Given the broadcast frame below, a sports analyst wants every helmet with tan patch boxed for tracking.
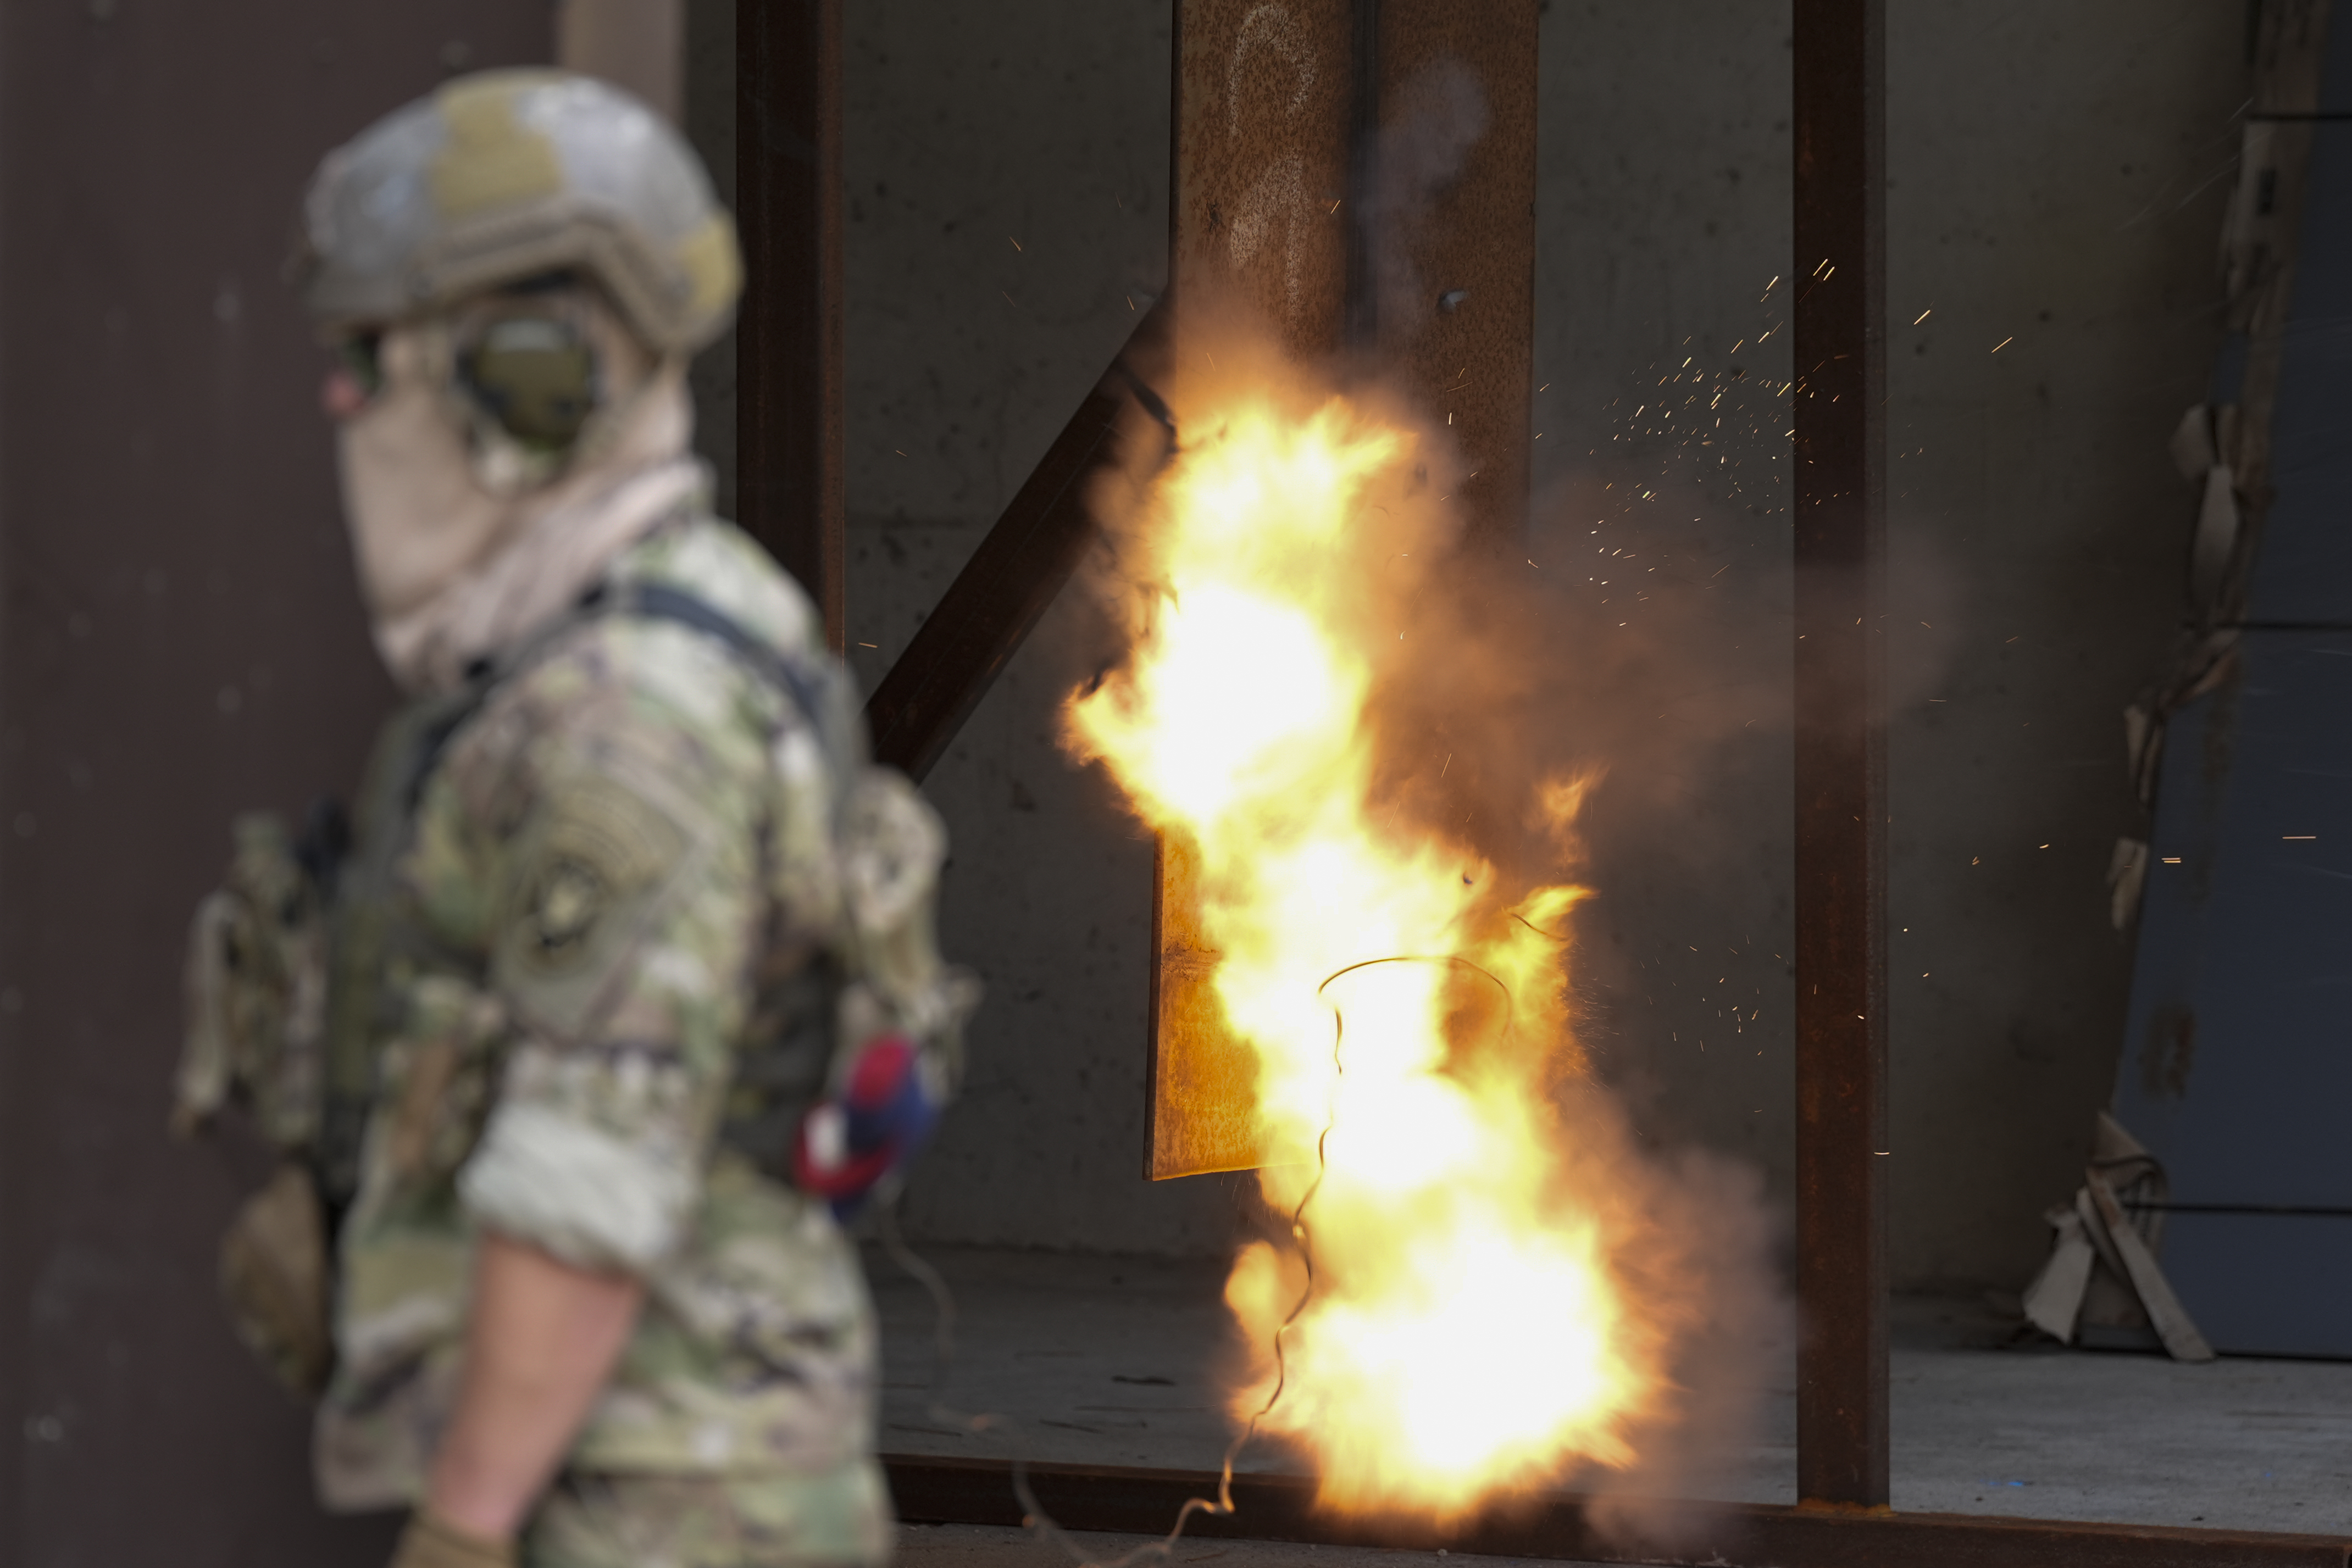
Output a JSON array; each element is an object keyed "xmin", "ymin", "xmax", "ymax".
[{"xmin": 295, "ymin": 69, "xmax": 739, "ymax": 355}]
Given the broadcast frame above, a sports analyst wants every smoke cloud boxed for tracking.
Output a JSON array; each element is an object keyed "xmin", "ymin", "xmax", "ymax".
[{"xmin": 1059, "ymin": 296, "xmax": 1796, "ymax": 1542}]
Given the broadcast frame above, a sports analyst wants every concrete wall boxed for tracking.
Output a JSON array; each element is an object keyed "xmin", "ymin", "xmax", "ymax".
[
  {"xmin": 1523, "ymin": 2, "xmax": 2245, "ymax": 1292},
  {"xmin": 1877, "ymin": 2, "xmax": 2245, "ymax": 1288},
  {"xmin": 690, "ymin": 0, "xmax": 2246, "ymax": 1289}
]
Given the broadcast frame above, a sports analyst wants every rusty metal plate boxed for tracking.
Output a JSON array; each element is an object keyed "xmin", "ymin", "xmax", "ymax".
[{"xmin": 1145, "ymin": 831, "xmax": 1269, "ymax": 1178}]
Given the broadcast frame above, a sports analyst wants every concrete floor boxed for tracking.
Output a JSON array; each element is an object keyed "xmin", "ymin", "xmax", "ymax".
[
  {"xmin": 869, "ymin": 1245, "xmax": 2352, "ymax": 1539},
  {"xmin": 897, "ymin": 1522, "xmax": 1608, "ymax": 1568}
]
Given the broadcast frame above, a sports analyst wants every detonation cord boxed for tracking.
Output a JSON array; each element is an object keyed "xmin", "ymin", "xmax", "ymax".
[{"xmin": 876, "ymin": 952, "xmax": 1510, "ymax": 1568}]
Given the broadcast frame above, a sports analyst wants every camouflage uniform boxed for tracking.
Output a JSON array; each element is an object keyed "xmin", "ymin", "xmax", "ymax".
[{"xmin": 313, "ymin": 513, "xmax": 905, "ymax": 1566}]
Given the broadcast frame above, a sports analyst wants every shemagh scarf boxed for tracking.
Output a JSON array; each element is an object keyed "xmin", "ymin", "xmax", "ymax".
[{"xmin": 335, "ymin": 302, "xmax": 702, "ymax": 695}]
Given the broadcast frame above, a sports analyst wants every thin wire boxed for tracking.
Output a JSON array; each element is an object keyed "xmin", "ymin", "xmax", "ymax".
[
  {"xmin": 1508, "ymin": 910, "xmax": 1572, "ymax": 944},
  {"xmin": 877, "ymin": 952, "xmax": 1510, "ymax": 1568},
  {"xmin": 873, "ymin": 1050, "xmax": 1331, "ymax": 1568},
  {"xmin": 874, "ymin": 1191, "xmax": 1007, "ymax": 1447},
  {"xmin": 1318, "ymin": 952, "xmax": 1514, "ymax": 1034}
]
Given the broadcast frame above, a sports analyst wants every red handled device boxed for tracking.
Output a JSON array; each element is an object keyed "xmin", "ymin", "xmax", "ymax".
[{"xmin": 791, "ymin": 1036, "xmax": 941, "ymax": 1219}]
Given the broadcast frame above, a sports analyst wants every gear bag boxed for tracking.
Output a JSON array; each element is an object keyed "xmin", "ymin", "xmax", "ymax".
[{"xmin": 171, "ymin": 580, "xmax": 973, "ymax": 1399}]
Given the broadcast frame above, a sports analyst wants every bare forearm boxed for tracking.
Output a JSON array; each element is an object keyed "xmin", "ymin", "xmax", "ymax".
[{"xmin": 426, "ymin": 1231, "xmax": 646, "ymax": 1541}]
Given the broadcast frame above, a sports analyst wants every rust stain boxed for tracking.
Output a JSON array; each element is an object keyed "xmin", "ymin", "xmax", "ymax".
[{"xmin": 1172, "ymin": 0, "xmax": 1355, "ymax": 359}]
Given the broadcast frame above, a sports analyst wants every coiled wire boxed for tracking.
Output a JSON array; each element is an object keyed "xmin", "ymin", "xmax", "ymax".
[{"xmin": 876, "ymin": 953, "xmax": 1509, "ymax": 1568}]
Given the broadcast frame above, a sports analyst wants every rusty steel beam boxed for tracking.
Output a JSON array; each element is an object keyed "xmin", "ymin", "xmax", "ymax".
[
  {"xmin": 863, "ymin": 304, "xmax": 1169, "ymax": 783},
  {"xmin": 1149, "ymin": 0, "xmax": 1541, "ymax": 1180},
  {"xmin": 1361, "ymin": 0, "xmax": 1539, "ymax": 547},
  {"xmin": 882, "ymin": 1455, "xmax": 2352, "ymax": 1568},
  {"xmin": 736, "ymin": 0, "xmax": 847, "ymax": 653},
  {"xmin": 1791, "ymin": 0, "xmax": 1891, "ymax": 1513},
  {"xmin": 1171, "ymin": 0, "xmax": 1357, "ymax": 360},
  {"xmin": 1149, "ymin": 0, "xmax": 1362, "ymax": 1178}
]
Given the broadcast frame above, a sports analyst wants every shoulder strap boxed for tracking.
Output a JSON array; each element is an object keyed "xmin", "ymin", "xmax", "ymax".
[
  {"xmin": 401, "ymin": 580, "xmax": 835, "ymax": 813},
  {"xmin": 603, "ymin": 581, "xmax": 835, "ymax": 744}
]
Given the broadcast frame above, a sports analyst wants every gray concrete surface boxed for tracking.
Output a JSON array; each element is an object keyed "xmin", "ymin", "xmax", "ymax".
[
  {"xmin": 870, "ymin": 1245, "xmax": 2352, "ymax": 1536},
  {"xmin": 682, "ymin": 3, "xmax": 2253, "ymax": 1291},
  {"xmin": 898, "ymin": 1521, "xmax": 1611, "ymax": 1568}
]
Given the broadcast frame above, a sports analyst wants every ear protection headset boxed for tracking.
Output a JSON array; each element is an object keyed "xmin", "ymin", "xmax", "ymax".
[
  {"xmin": 336, "ymin": 274, "xmax": 608, "ymax": 465},
  {"xmin": 457, "ymin": 311, "xmax": 597, "ymax": 454}
]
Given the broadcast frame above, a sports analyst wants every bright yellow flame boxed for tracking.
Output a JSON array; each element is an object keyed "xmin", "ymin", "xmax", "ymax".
[{"xmin": 1066, "ymin": 382, "xmax": 1665, "ymax": 1520}]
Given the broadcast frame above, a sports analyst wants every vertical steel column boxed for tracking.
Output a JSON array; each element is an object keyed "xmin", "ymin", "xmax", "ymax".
[
  {"xmin": 736, "ymin": 0, "xmax": 847, "ymax": 652},
  {"xmin": 1169, "ymin": 0, "xmax": 1357, "ymax": 360},
  {"xmin": 1363, "ymin": 0, "xmax": 1539, "ymax": 548},
  {"xmin": 1149, "ymin": 0, "xmax": 1540, "ymax": 1179},
  {"xmin": 1791, "ymin": 0, "xmax": 1890, "ymax": 1511},
  {"xmin": 1152, "ymin": 0, "xmax": 1360, "ymax": 1180}
]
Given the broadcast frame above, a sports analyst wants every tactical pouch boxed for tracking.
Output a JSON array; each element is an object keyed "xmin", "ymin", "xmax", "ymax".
[
  {"xmin": 175, "ymin": 810, "xmax": 339, "ymax": 1398},
  {"xmin": 175, "ymin": 812, "xmax": 330, "ymax": 1147},
  {"xmin": 833, "ymin": 770, "xmax": 981, "ymax": 1092},
  {"xmin": 218, "ymin": 1161, "xmax": 334, "ymax": 1397}
]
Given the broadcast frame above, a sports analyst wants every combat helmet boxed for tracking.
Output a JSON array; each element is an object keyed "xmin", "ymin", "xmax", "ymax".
[{"xmin": 295, "ymin": 69, "xmax": 739, "ymax": 355}]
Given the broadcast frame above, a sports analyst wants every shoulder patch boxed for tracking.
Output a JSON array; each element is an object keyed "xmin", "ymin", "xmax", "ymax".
[
  {"xmin": 496, "ymin": 770, "xmax": 695, "ymax": 1036},
  {"xmin": 521, "ymin": 854, "xmax": 610, "ymax": 968}
]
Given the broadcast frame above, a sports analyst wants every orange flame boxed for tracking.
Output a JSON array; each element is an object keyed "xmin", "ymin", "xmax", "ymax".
[{"xmin": 1066, "ymin": 354, "xmax": 1685, "ymax": 1520}]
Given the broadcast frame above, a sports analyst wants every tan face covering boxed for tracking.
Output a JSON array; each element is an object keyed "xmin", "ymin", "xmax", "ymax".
[{"xmin": 336, "ymin": 293, "xmax": 703, "ymax": 693}]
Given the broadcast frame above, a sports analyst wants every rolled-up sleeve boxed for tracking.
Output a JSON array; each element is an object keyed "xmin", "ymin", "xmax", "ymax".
[
  {"xmin": 458, "ymin": 1054, "xmax": 704, "ymax": 1272},
  {"xmin": 454, "ymin": 671, "xmax": 772, "ymax": 1274}
]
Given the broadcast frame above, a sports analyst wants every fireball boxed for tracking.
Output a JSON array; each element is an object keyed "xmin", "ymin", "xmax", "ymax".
[{"xmin": 1065, "ymin": 362, "xmax": 1674, "ymax": 1520}]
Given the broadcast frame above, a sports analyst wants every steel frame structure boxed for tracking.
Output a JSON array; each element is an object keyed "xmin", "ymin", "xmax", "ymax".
[
  {"xmin": 1788, "ymin": 0, "xmax": 1889, "ymax": 1515},
  {"xmin": 737, "ymin": 0, "xmax": 848, "ymax": 653},
  {"xmin": 731, "ymin": 0, "xmax": 2350, "ymax": 1560}
]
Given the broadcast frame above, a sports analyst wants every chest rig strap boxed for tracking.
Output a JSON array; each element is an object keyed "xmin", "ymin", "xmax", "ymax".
[
  {"xmin": 404, "ymin": 579, "xmax": 837, "ymax": 811},
  {"xmin": 317, "ymin": 576, "xmax": 841, "ymax": 1214}
]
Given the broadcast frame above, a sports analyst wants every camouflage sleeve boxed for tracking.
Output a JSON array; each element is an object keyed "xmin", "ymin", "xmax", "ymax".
[{"xmin": 453, "ymin": 632, "xmax": 775, "ymax": 1275}]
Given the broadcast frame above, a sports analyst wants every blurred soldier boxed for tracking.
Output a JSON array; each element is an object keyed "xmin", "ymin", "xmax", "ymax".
[{"xmin": 171, "ymin": 71, "xmax": 973, "ymax": 1568}]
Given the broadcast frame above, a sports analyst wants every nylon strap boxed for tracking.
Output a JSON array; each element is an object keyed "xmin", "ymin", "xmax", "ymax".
[{"xmin": 403, "ymin": 579, "xmax": 831, "ymax": 810}]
